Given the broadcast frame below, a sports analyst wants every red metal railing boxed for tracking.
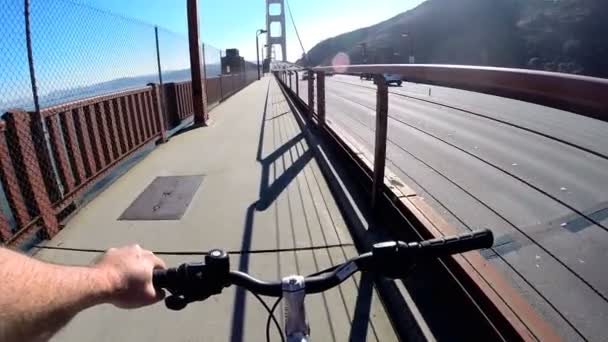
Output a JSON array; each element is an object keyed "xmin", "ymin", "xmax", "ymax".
[
  {"xmin": 164, "ymin": 81, "xmax": 195, "ymax": 129},
  {"xmin": 206, "ymin": 77, "xmax": 222, "ymax": 107},
  {"xmin": 42, "ymin": 85, "xmax": 166, "ymax": 211},
  {"xmin": 0, "ymin": 70, "xmax": 259, "ymax": 247},
  {"xmin": 164, "ymin": 72, "xmax": 258, "ymax": 129},
  {"xmin": 0, "ymin": 85, "xmax": 165, "ymax": 245},
  {"xmin": 0, "ymin": 112, "xmax": 59, "ymax": 245},
  {"xmin": 314, "ymin": 64, "xmax": 608, "ymax": 122},
  {"xmin": 0, "ymin": 84, "xmax": 167, "ymax": 246}
]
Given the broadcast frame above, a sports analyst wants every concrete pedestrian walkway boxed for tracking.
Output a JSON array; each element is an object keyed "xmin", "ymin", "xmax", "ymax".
[{"xmin": 35, "ymin": 76, "xmax": 398, "ymax": 341}]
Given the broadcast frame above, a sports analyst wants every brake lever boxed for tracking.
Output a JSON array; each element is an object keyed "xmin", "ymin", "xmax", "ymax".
[
  {"xmin": 161, "ymin": 250, "xmax": 231, "ymax": 310},
  {"xmin": 165, "ymin": 294, "xmax": 202, "ymax": 311}
]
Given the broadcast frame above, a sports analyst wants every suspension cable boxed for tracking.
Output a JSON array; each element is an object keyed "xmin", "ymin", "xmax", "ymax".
[{"xmin": 285, "ymin": 0, "xmax": 308, "ymax": 63}]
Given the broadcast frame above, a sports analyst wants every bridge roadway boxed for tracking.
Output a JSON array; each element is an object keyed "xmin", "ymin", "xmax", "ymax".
[
  {"xmin": 291, "ymin": 74, "xmax": 608, "ymax": 341},
  {"xmin": 33, "ymin": 77, "xmax": 398, "ymax": 342}
]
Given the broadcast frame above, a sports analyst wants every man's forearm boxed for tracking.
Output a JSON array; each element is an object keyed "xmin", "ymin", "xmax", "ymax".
[{"xmin": 0, "ymin": 248, "xmax": 112, "ymax": 342}]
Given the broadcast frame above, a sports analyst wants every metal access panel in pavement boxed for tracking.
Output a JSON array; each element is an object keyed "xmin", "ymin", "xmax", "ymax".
[{"xmin": 119, "ymin": 175, "xmax": 204, "ymax": 220}]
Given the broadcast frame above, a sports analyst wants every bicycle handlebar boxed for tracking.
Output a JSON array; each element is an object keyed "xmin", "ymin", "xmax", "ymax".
[{"xmin": 153, "ymin": 229, "xmax": 493, "ymax": 310}]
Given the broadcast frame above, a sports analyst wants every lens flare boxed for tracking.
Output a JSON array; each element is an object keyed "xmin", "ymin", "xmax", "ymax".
[{"xmin": 331, "ymin": 52, "xmax": 350, "ymax": 73}]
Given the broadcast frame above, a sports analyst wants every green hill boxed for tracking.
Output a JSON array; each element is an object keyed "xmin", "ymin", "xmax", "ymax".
[{"xmin": 298, "ymin": 0, "xmax": 608, "ymax": 78}]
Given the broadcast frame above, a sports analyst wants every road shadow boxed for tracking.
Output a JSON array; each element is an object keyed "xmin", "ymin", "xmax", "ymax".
[{"xmin": 230, "ymin": 81, "xmax": 314, "ymax": 342}]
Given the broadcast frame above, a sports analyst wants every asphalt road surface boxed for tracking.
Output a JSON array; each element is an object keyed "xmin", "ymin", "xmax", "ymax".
[{"xmin": 290, "ymin": 74, "xmax": 608, "ymax": 341}]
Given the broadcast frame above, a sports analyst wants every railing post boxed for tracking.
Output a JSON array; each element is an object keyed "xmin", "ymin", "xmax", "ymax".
[
  {"xmin": 201, "ymin": 43, "xmax": 209, "ymax": 107},
  {"xmin": 4, "ymin": 110, "xmax": 59, "ymax": 238},
  {"xmin": 154, "ymin": 27, "xmax": 169, "ymax": 141},
  {"xmin": 295, "ymin": 71, "xmax": 299, "ymax": 97},
  {"xmin": 219, "ymin": 76, "xmax": 224, "ymax": 101},
  {"xmin": 163, "ymin": 83, "xmax": 180, "ymax": 129},
  {"xmin": 186, "ymin": 0, "xmax": 208, "ymax": 126},
  {"xmin": 371, "ymin": 74, "xmax": 388, "ymax": 210},
  {"xmin": 308, "ymin": 71, "xmax": 315, "ymax": 120},
  {"xmin": 219, "ymin": 50, "xmax": 224, "ymax": 101},
  {"xmin": 316, "ymin": 71, "xmax": 326, "ymax": 127},
  {"xmin": 0, "ymin": 120, "xmax": 26, "ymax": 242},
  {"xmin": 148, "ymin": 83, "xmax": 168, "ymax": 143},
  {"xmin": 289, "ymin": 72, "xmax": 292, "ymax": 89}
]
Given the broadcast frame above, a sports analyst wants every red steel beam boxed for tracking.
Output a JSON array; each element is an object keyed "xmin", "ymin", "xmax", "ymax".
[
  {"xmin": 138, "ymin": 93, "xmax": 150, "ymax": 139},
  {"xmin": 187, "ymin": 0, "xmax": 208, "ymax": 125},
  {"xmin": 105, "ymin": 100, "xmax": 122, "ymax": 159},
  {"xmin": 142, "ymin": 91, "xmax": 156, "ymax": 134},
  {"xmin": 75, "ymin": 107, "xmax": 97, "ymax": 176},
  {"xmin": 85, "ymin": 104, "xmax": 105, "ymax": 171},
  {"xmin": 135, "ymin": 93, "xmax": 149, "ymax": 141},
  {"xmin": 60, "ymin": 110, "xmax": 87, "ymax": 185},
  {"xmin": 143, "ymin": 92, "xmax": 155, "ymax": 136},
  {"xmin": 3, "ymin": 110, "xmax": 59, "ymax": 237},
  {"xmin": 0, "ymin": 209, "xmax": 11, "ymax": 242},
  {"xmin": 40, "ymin": 87, "xmax": 154, "ymax": 118},
  {"xmin": 371, "ymin": 74, "xmax": 388, "ymax": 210},
  {"xmin": 316, "ymin": 71, "xmax": 326, "ymax": 127},
  {"xmin": 52, "ymin": 133, "xmax": 160, "ymax": 214},
  {"xmin": 127, "ymin": 95, "xmax": 143, "ymax": 146},
  {"xmin": 0, "ymin": 121, "xmax": 32, "ymax": 228},
  {"xmin": 149, "ymin": 84, "xmax": 168, "ymax": 142},
  {"xmin": 113, "ymin": 98, "xmax": 130, "ymax": 153},
  {"xmin": 307, "ymin": 73, "xmax": 315, "ymax": 119},
  {"xmin": 122, "ymin": 97, "xmax": 136, "ymax": 150},
  {"xmin": 97, "ymin": 102, "xmax": 114, "ymax": 165},
  {"xmin": 46, "ymin": 115, "xmax": 76, "ymax": 193}
]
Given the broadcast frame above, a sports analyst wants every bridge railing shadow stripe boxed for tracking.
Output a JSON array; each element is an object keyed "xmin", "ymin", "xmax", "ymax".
[
  {"xmin": 231, "ymin": 80, "xmax": 320, "ymax": 341},
  {"xmin": 279, "ymin": 102, "xmax": 340, "ymax": 340},
  {"xmin": 281, "ymin": 85, "xmax": 383, "ymax": 340}
]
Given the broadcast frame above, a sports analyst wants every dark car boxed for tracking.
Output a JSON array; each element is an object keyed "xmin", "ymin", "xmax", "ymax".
[
  {"xmin": 360, "ymin": 73, "xmax": 373, "ymax": 80},
  {"xmin": 302, "ymin": 71, "xmax": 315, "ymax": 80}
]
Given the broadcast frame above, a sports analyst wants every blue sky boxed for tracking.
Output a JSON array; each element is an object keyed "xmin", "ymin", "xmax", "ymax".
[
  {"xmin": 0, "ymin": 0, "xmax": 424, "ymax": 110},
  {"xmin": 85, "ymin": 0, "xmax": 426, "ymax": 62}
]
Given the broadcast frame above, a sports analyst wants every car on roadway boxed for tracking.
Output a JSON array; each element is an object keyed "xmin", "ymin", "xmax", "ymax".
[
  {"xmin": 373, "ymin": 73, "xmax": 403, "ymax": 86},
  {"xmin": 302, "ymin": 71, "xmax": 315, "ymax": 80},
  {"xmin": 360, "ymin": 73, "xmax": 373, "ymax": 80}
]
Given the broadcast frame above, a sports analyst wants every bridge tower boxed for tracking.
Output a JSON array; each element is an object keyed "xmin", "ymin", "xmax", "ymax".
[{"xmin": 266, "ymin": 0, "xmax": 287, "ymax": 62}]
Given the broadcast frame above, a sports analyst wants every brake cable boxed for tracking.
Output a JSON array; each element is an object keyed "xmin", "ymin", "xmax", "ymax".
[{"xmin": 31, "ymin": 243, "xmax": 354, "ymax": 255}]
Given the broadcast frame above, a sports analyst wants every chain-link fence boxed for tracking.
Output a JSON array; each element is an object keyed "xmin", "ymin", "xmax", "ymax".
[
  {"xmin": 30, "ymin": 0, "xmax": 159, "ymax": 112},
  {"xmin": 0, "ymin": 0, "xmax": 35, "ymax": 113},
  {"xmin": 157, "ymin": 27, "xmax": 191, "ymax": 84},
  {"xmin": 0, "ymin": 0, "xmax": 260, "ymax": 247},
  {"xmin": 204, "ymin": 43, "xmax": 222, "ymax": 78}
]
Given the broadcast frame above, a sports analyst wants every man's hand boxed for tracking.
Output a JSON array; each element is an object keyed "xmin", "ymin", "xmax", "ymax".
[
  {"xmin": 94, "ymin": 245, "xmax": 166, "ymax": 309},
  {"xmin": 0, "ymin": 245, "xmax": 167, "ymax": 342}
]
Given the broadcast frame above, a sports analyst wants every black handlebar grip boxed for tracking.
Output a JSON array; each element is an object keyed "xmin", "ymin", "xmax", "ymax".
[
  {"xmin": 418, "ymin": 229, "xmax": 493, "ymax": 258},
  {"xmin": 153, "ymin": 268, "xmax": 169, "ymax": 288}
]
